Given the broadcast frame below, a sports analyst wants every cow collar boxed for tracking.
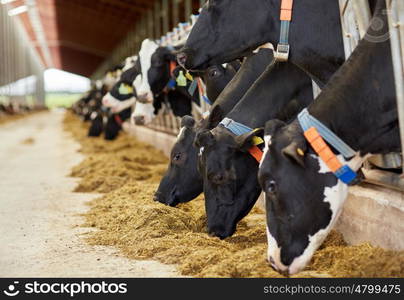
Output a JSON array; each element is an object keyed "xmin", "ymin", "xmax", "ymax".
[
  {"xmin": 297, "ymin": 108, "xmax": 358, "ymax": 185},
  {"xmin": 196, "ymin": 78, "xmax": 212, "ymax": 105},
  {"xmin": 219, "ymin": 117, "xmax": 264, "ymax": 162},
  {"xmin": 114, "ymin": 114, "xmax": 123, "ymax": 126},
  {"xmin": 274, "ymin": 0, "xmax": 294, "ymax": 62}
]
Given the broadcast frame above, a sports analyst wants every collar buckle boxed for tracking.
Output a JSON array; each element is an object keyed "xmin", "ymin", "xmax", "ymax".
[{"xmin": 275, "ymin": 44, "xmax": 290, "ymax": 62}]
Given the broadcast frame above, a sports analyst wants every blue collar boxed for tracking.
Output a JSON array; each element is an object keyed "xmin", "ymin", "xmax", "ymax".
[
  {"xmin": 298, "ymin": 108, "xmax": 358, "ymax": 185},
  {"xmin": 219, "ymin": 117, "xmax": 253, "ymax": 136},
  {"xmin": 298, "ymin": 108, "xmax": 356, "ymax": 158}
]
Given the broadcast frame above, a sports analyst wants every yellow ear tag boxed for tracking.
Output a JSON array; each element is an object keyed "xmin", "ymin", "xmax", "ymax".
[
  {"xmin": 297, "ymin": 148, "xmax": 305, "ymax": 156},
  {"xmin": 177, "ymin": 71, "xmax": 187, "ymax": 87},
  {"xmin": 252, "ymin": 136, "xmax": 264, "ymax": 146},
  {"xmin": 119, "ymin": 83, "xmax": 133, "ymax": 95},
  {"xmin": 185, "ymin": 72, "xmax": 193, "ymax": 81}
]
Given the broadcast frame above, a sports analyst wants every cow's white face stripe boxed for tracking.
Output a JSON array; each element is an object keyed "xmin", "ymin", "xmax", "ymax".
[
  {"xmin": 266, "ymin": 226, "xmax": 288, "ymax": 272},
  {"xmin": 259, "ymin": 135, "xmax": 272, "ymax": 168},
  {"xmin": 177, "ymin": 126, "xmax": 186, "ymax": 140},
  {"xmin": 131, "ymin": 102, "xmax": 155, "ymax": 125},
  {"xmin": 199, "ymin": 147, "xmax": 205, "ymax": 157},
  {"xmin": 138, "ymin": 39, "xmax": 159, "ymax": 97},
  {"xmin": 122, "ymin": 55, "xmax": 138, "ymax": 72},
  {"xmin": 132, "ymin": 74, "xmax": 142, "ymax": 90}
]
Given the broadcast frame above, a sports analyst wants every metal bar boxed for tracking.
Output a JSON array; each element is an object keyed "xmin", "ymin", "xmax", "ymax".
[
  {"xmin": 386, "ymin": 0, "xmax": 404, "ymax": 173},
  {"xmin": 148, "ymin": 10, "xmax": 154, "ymax": 39},
  {"xmin": 363, "ymin": 169, "xmax": 404, "ymax": 191},
  {"xmin": 154, "ymin": 1, "xmax": 161, "ymax": 39},
  {"xmin": 162, "ymin": 0, "xmax": 169, "ymax": 34},
  {"xmin": 184, "ymin": 0, "xmax": 192, "ymax": 19},
  {"xmin": 172, "ymin": 0, "xmax": 179, "ymax": 27}
]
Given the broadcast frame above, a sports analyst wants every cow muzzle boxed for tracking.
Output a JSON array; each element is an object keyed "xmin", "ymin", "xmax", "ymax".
[
  {"xmin": 133, "ymin": 115, "xmax": 145, "ymax": 126},
  {"xmin": 153, "ymin": 189, "xmax": 179, "ymax": 207},
  {"xmin": 176, "ymin": 48, "xmax": 196, "ymax": 70}
]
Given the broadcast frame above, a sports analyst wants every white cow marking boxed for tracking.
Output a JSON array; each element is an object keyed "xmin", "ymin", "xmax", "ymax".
[
  {"xmin": 122, "ymin": 55, "xmax": 138, "ymax": 72},
  {"xmin": 259, "ymin": 135, "xmax": 272, "ymax": 168},
  {"xmin": 177, "ymin": 126, "xmax": 186, "ymax": 140},
  {"xmin": 138, "ymin": 39, "xmax": 159, "ymax": 100},
  {"xmin": 285, "ymin": 153, "xmax": 366, "ymax": 274}
]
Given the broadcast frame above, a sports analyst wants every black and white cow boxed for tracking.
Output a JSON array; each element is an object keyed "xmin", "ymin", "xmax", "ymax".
[
  {"xmin": 101, "ymin": 57, "xmax": 142, "ymax": 140},
  {"xmin": 178, "ymin": 0, "xmax": 345, "ymax": 87},
  {"xmin": 194, "ymin": 59, "xmax": 313, "ymax": 239},
  {"xmin": 132, "ymin": 39, "xmax": 240, "ymax": 125},
  {"xmin": 258, "ymin": 1, "xmax": 399, "ymax": 275},
  {"xmin": 155, "ymin": 49, "xmax": 273, "ymax": 206}
]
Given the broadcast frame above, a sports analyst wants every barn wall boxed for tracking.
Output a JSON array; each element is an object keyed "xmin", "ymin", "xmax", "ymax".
[{"xmin": 0, "ymin": 4, "xmax": 45, "ymax": 106}]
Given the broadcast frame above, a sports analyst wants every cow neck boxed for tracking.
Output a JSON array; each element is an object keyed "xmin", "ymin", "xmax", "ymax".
[
  {"xmin": 265, "ymin": 0, "xmax": 345, "ymax": 87},
  {"xmin": 225, "ymin": 60, "xmax": 313, "ymax": 130},
  {"xmin": 304, "ymin": 34, "xmax": 399, "ymax": 156},
  {"xmin": 208, "ymin": 49, "xmax": 273, "ymax": 124}
]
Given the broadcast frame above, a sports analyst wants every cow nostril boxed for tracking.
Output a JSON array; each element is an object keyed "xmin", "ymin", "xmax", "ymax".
[
  {"xmin": 177, "ymin": 52, "xmax": 187, "ymax": 67},
  {"xmin": 134, "ymin": 116, "xmax": 145, "ymax": 125},
  {"xmin": 212, "ymin": 173, "xmax": 225, "ymax": 184}
]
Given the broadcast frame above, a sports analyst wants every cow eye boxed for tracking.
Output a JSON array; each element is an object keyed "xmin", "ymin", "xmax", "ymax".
[
  {"xmin": 267, "ymin": 180, "xmax": 276, "ymax": 193},
  {"xmin": 173, "ymin": 153, "xmax": 181, "ymax": 161},
  {"xmin": 209, "ymin": 68, "xmax": 219, "ymax": 78}
]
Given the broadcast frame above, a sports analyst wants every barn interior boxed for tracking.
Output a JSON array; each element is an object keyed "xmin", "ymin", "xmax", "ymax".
[{"xmin": 0, "ymin": 0, "xmax": 403, "ymax": 279}]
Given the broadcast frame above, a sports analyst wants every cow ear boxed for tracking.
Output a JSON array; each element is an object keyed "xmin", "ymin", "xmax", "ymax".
[
  {"xmin": 282, "ymin": 139, "xmax": 307, "ymax": 168},
  {"xmin": 207, "ymin": 105, "xmax": 223, "ymax": 129},
  {"xmin": 194, "ymin": 130, "xmax": 215, "ymax": 148},
  {"xmin": 180, "ymin": 115, "xmax": 195, "ymax": 128},
  {"xmin": 235, "ymin": 128, "xmax": 264, "ymax": 152},
  {"xmin": 264, "ymin": 119, "xmax": 286, "ymax": 137}
]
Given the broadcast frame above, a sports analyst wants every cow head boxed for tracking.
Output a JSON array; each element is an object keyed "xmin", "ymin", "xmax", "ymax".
[
  {"xmin": 200, "ymin": 64, "xmax": 239, "ymax": 102},
  {"xmin": 102, "ymin": 64, "xmax": 139, "ymax": 114},
  {"xmin": 178, "ymin": 0, "xmax": 273, "ymax": 70},
  {"xmin": 104, "ymin": 113, "xmax": 122, "ymax": 140},
  {"xmin": 258, "ymin": 119, "xmax": 364, "ymax": 275},
  {"xmin": 194, "ymin": 106, "xmax": 263, "ymax": 239},
  {"xmin": 131, "ymin": 39, "xmax": 160, "ymax": 126},
  {"xmin": 154, "ymin": 116, "xmax": 205, "ymax": 206}
]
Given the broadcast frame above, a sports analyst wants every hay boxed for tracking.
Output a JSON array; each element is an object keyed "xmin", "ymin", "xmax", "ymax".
[{"xmin": 64, "ymin": 111, "xmax": 404, "ymax": 278}]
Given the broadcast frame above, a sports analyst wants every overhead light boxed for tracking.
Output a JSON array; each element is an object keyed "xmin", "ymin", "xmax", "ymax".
[
  {"xmin": 8, "ymin": 5, "xmax": 28, "ymax": 16},
  {"xmin": 1, "ymin": 0, "xmax": 18, "ymax": 4}
]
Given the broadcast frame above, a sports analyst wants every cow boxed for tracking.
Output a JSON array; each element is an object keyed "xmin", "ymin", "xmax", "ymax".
[
  {"xmin": 178, "ymin": 0, "xmax": 345, "ymax": 87},
  {"xmin": 131, "ymin": 39, "xmax": 240, "ymax": 125},
  {"xmin": 101, "ymin": 58, "xmax": 142, "ymax": 140},
  {"xmin": 258, "ymin": 1, "xmax": 400, "ymax": 275},
  {"xmin": 154, "ymin": 49, "xmax": 273, "ymax": 206},
  {"xmin": 194, "ymin": 59, "xmax": 313, "ymax": 239}
]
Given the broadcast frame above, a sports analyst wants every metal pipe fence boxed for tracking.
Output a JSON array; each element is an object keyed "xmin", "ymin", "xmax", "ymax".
[{"xmin": 0, "ymin": 2, "xmax": 45, "ymax": 108}]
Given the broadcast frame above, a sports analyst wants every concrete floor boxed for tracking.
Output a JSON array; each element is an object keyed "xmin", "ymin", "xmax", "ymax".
[{"xmin": 0, "ymin": 110, "xmax": 181, "ymax": 277}]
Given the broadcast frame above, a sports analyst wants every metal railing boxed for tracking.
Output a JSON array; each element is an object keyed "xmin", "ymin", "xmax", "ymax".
[
  {"xmin": 0, "ymin": 2, "xmax": 45, "ymax": 108},
  {"xmin": 339, "ymin": 0, "xmax": 403, "ymax": 191},
  {"xmin": 386, "ymin": 0, "xmax": 404, "ymax": 176}
]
